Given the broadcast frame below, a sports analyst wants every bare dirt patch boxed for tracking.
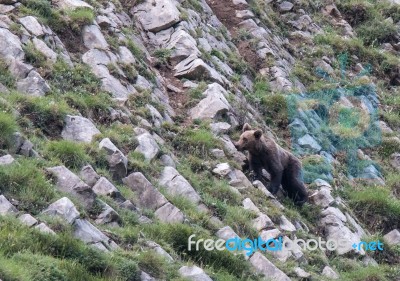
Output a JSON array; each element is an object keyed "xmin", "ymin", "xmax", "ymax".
[{"xmin": 205, "ymin": 0, "xmax": 261, "ymax": 72}]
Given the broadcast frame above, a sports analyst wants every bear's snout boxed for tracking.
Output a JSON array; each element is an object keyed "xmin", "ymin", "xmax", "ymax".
[{"xmin": 234, "ymin": 142, "xmax": 242, "ymax": 151}]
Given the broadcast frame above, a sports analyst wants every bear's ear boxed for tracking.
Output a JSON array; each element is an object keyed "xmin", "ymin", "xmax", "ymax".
[
  {"xmin": 242, "ymin": 123, "xmax": 252, "ymax": 132},
  {"xmin": 254, "ymin": 129, "xmax": 262, "ymax": 139}
]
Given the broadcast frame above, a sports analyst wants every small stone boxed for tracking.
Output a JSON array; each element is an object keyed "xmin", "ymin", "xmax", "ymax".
[
  {"xmin": 293, "ymin": 267, "xmax": 310, "ymax": 278},
  {"xmin": 42, "ymin": 197, "xmax": 80, "ymax": 224},
  {"xmin": 0, "ymin": 195, "xmax": 18, "ymax": 216},
  {"xmin": 322, "ymin": 266, "xmax": 339, "ymax": 279},
  {"xmin": 35, "ymin": 223, "xmax": 56, "ymax": 235},
  {"xmin": 18, "ymin": 214, "xmax": 38, "ymax": 227},
  {"xmin": 61, "ymin": 115, "xmax": 100, "ymax": 143},
  {"xmin": 154, "ymin": 203, "xmax": 184, "ymax": 223},
  {"xmin": 179, "ymin": 266, "xmax": 212, "ymax": 281},
  {"xmin": 0, "ymin": 154, "xmax": 14, "ymax": 165},
  {"xmin": 279, "ymin": 1, "xmax": 294, "ymax": 12},
  {"xmin": 384, "ymin": 229, "xmax": 400, "ymax": 246},
  {"xmin": 212, "ymin": 163, "xmax": 232, "ymax": 177},
  {"xmin": 280, "ymin": 215, "xmax": 296, "ymax": 232},
  {"xmin": 19, "ymin": 16, "xmax": 44, "ymax": 36}
]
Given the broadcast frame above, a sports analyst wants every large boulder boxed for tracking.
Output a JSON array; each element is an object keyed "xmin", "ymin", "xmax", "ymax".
[
  {"xmin": 178, "ymin": 266, "xmax": 213, "ymax": 281},
  {"xmin": 0, "ymin": 195, "xmax": 18, "ymax": 216},
  {"xmin": 92, "ymin": 177, "xmax": 120, "ymax": 197},
  {"xmin": 73, "ymin": 218, "xmax": 118, "ymax": 250},
  {"xmin": 154, "ymin": 202, "xmax": 184, "ymax": 223},
  {"xmin": 158, "ymin": 167, "xmax": 201, "ymax": 204},
  {"xmin": 0, "ymin": 154, "xmax": 14, "ymax": 165},
  {"xmin": 135, "ymin": 132, "xmax": 160, "ymax": 161},
  {"xmin": 99, "ymin": 138, "xmax": 128, "ymax": 180},
  {"xmin": 16, "ymin": 71, "xmax": 50, "ymax": 96},
  {"xmin": 41, "ymin": 197, "xmax": 80, "ymax": 224},
  {"xmin": 249, "ymin": 252, "xmax": 291, "ymax": 281},
  {"xmin": 18, "ymin": 16, "xmax": 44, "ymax": 36},
  {"xmin": 133, "ymin": 0, "xmax": 180, "ymax": 32},
  {"xmin": 80, "ymin": 165, "xmax": 100, "ymax": 187},
  {"xmin": 384, "ymin": 229, "xmax": 400, "ymax": 246},
  {"xmin": 53, "ymin": 0, "xmax": 93, "ymax": 10},
  {"xmin": 174, "ymin": 55, "xmax": 225, "ymax": 85},
  {"xmin": 123, "ymin": 172, "xmax": 167, "ymax": 210},
  {"xmin": 189, "ymin": 83, "xmax": 230, "ymax": 120},
  {"xmin": 0, "ymin": 26, "xmax": 24, "ymax": 61},
  {"xmin": 164, "ymin": 29, "xmax": 200, "ymax": 64},
  {"xmin": 61, "ymin": 115, "xmax": 100, "ymax": 143},
  {"xmin": 46, "ymin": 166, "xmax": 96, "ymax": 208},
  {"xmin": 82, "ymin": 25, "xmax": 109, "ymax": 50}
]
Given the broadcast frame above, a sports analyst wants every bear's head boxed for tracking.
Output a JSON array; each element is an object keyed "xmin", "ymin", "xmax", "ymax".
[{"xmin": 234, "ymin": 123, "xmax": 263, "ymax": 152}]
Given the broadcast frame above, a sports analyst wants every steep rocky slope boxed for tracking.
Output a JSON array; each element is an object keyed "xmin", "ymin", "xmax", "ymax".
[{"xmin": 0, "ymin": 0, "xmax": 400, "ymax": 280}]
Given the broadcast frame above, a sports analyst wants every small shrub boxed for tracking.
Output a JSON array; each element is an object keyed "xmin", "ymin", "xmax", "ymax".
[
  {"xmin": 13, "ymin": 94, "xmax": 70, "ymax": 137},
  {"xmin": 0, "ymin": 60, "xmax": 16, "ymax": 88},
  {"xmin": 23, "ymin": 41, "xmax": 47, "ymax": 68},
  {"xmin": 260, "ymin": 94, "xmax": 288, "ymax": 127},
  {"xmin": 210, "ymin": 49, "xmax": 225, "ymax": 61},
  {"xmin": 153, "ymin": 48, "xmax": 172, "ymax": 66},
  {"xmin": 172, "ymin": 126, "xmax": 220, "ymax": 156},
  {"xmin": 50, "ymin": 60, "xmax": 102, "ymax": 95},
  {"xmin": 45, "ymin": 140, "xmax": 90, "ymax": 169},
  {"xmin": 356, "ymin": 18, "xmax": 397, "ymax": 46},
  {"xmin": 224, "ymin": 206, "xmax": 258, "ymax": 237},
  {"xmin": 0, "ymin": 159, "xmax": 57, "ymax": 214},
  {"xmin": 138, "ymin": 251, "xmax": 169, "ymax": 279},
  {"xmin": 378, "ymin": 137, "xmax": 400, "ymax": 158},
  {"xmin": 347, "ymin": 186, "xmax": 400, "ymax": 233},
  {"xmin": 126, "ymin": 40, "xmax": 145, "ymax": 61},
  {"xmin": 0, "ymin": 112, "xmax": 18, "ymax": 148},
  {"xmin": 66, "ymin": 8, "xmax": 95, "ymax": 30},
  {"xmin": 227, "ymin": 52, "xmax": 248, "ymax": 74}
]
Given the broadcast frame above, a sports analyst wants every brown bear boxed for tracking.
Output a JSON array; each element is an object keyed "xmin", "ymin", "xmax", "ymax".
[{"xmin": 234, "ymin": 123, "xmax": 308, "ymax": 205}]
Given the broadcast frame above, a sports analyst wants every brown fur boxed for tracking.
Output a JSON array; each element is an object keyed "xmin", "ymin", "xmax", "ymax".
[{"xmin": 234, "ymin": 123, "xmax": 308, "ymax": 205}]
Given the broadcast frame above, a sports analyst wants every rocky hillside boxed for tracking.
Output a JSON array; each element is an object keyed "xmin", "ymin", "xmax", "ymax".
[{"xmin": 0, "ymin": 0, "xmax": 400, "ymax": 280}]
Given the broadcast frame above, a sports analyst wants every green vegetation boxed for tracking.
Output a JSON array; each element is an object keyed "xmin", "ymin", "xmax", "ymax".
[
  {"xmin": 23, "ymin": 42, "xmax": 47, "ymax": 69},
  {"xmin": 302, "ymin": 155, "xmax": 333, "ymax": 184},
  {"xmin": 0, "ymin": 60, "xmax": 16, "ymax": 89},
  {"xmin": 153, "ymin": 48, "xmax": 172, "ymax": 66},
  {"xmin": 140, "ymin": 223, "xmax": 259, "ymax": 279},
  {"xmin": 66, "ymin": 8, "xmax": 95, "ymax": 31},
  {"xmin": 172, "ymin": 124, "xmax": 220, "ymax": 157},
  {"xmin": 345, "ymin": 185, "xmax": 400, "ymax": 233},
  {"xmin": 0, "ymin": 112, "xmax": 18, "ymax": 148},
  {"xmin": 0, "ymin": 159, "xmax": 56, "ymax": 214},
  {"xmin": 10, "ymin": 94, "xmax": 71, "ymax": 137},
  {"xmin": 0, "ymin": 216, "xmax": 140, "ymax": 280},
  {"xmin": 44, "ymin": 140, "xmax": 90, "ymax": 169},
  {"xmin": 50, "ymin": 60, "xmax": 102, "ymax": 96}
]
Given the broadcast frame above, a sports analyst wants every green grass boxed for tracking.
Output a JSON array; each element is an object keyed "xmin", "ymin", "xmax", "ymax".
[
  {"xmin": 44, "ymin": 140, "xmax": 91, "ymax": 169},
  {"xmin": 224, "ymin": 206, "xmax": 257, "ymax": 238},
  {"xmin": 140, "ymin": 223, "xmax": 259, "ymax": 280},
  {"xmin": 153, "ymin": 48, "xmax": 172, "ymax": 65},
  {"xmin": 50, "ymin": 60, "xmax": 102, "ymax": 96},
  {"xmin": 0, "ymin": 252, "xmax": 105, "ymax": 281},
  {"xmin": 172, "ymin": 125, "xmax": 220, "ymax": 157},
  {"xmin": 10, "ymin": 94, "xmax": 71, "ymax": 137},
  {"xmin": 0, "ymin": 159, "xmax": 57, "ymax": 214},
  {"xmin": 0, "ymin": 216, "xmax": 140, "ymax": 280},
  {"xmin": 345, "ymin": 185, "xmax": 400, "ymax": 233},
  {"xmin": 0, "ymin": 59, "xmax": 16, "ymax": 88},
  {"xmin": 23, "ymin": 41, "xmax": 47, "ymax": 69},
  {"xmin": 66, "ymin": 8, "xmax": 95, "ymax": 31},
  {"xmin": 0, "ymin": 112, "xmax": 18, "ymax": 148}
]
